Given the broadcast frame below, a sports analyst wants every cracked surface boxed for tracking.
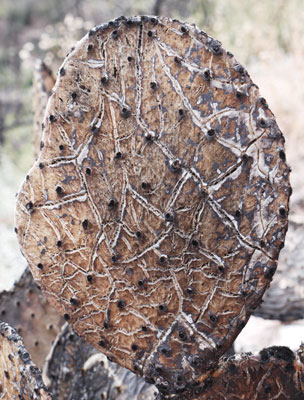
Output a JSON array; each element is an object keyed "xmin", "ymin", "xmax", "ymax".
[
  {"xmin": 15, "ymin": 16, "xmax": 290, "ymax": 395},
  {"xmin": 179, "ymin": 345, "xmax": 304, "ymax": 399},
  {"xmin": 0, "ymin": 322, "xmax": 51, "ymax": 399},
  {"xmin": 44, "ymin": 324, "xmax": 304, "ymax": 400}
]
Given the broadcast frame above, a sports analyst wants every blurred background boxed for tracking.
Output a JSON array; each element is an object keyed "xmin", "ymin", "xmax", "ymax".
[{"xmin": 0, "ymin": 0, "xmax": 303, "ymax": 352}]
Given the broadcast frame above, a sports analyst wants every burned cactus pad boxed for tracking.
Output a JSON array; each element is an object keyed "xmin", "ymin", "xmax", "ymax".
[
  {"xmin": 44, "ymin": 323, "xmax": 156, "ymax": 399},
  {"xmin": 0, "ymin": 322, "xmax": 51, "ymax": 399},
  {"xmin": 0, "ymin": 268, "xmax": 63, "ymax": 369},
  {"xmin": 15, "ymin": 15, "xmax": 290, "ymax": 394}
]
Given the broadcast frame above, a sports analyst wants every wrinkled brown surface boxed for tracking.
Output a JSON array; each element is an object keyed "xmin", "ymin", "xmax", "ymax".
[
  {"xmin": 0, "ymin": 321, "xmax": 51, "ymax": 399},
  {"xmin": 33, "ymin": 61, "xmax": 56, "ymax": 158},
  {"xmin": 15, "ymin": 16, "xmax": 290, "ymax": 395},
  {"xmin": 44, "ymin": 322, "xmax": 157, "ymax": 400},
  {"xmin": 0, "ymin": 268, "xmax": 63, "ymax": 369},
  {"xmin": 189, "ymin": 345, "xmax": 304, "ymax": 400},
  {"xmin": 43, "ymin": 323, "xmax": 304, "ymax": 400}
]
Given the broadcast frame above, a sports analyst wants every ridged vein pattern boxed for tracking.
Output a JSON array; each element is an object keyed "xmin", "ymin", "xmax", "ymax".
[{"xmin": 15, "ymin": 16, "xmax": 290, "ymax": 395}]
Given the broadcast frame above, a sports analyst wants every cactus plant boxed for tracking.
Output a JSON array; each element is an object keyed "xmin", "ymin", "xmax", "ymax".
[
  {"xmin": 0, "ymin": 268, "xmax": 63, "ymax": 369},
  {"xmin": 12, "ymin": 15, "xmax": 303, "ymax": 398},
  {"xmin": 0, "ymin": 321, "xmax": 51, "ymax": 399}
]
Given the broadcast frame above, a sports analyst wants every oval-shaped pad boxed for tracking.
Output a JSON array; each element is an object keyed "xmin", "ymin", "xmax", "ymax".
[{"xmin": 15, "ymin": 15, "xmax": 291, "ymax": 395}]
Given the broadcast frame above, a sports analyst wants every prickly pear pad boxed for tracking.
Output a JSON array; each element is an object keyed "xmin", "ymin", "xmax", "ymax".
[{"xmin": 16, "ymin": 16, "xmax": 290, "ymax": 395}]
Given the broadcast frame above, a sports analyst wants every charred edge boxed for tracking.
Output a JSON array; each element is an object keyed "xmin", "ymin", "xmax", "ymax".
[
  {"xmin": 264, "ymin": 266, "xmax": 276, "ymax": 279},
  {"xmin": 137, "ymin": 23, "xmax": 143, "ymax": 59},
  {"xmin": 260, "ymin": 346, "xmax": 295, "ymax": 363}
]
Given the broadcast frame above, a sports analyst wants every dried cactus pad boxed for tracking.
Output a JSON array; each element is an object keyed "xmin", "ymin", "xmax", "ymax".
[
  {"xmin": 0, "ymin": 268, "xmax": 63, "ymax": 369},
  {"xmin": 16, "ymin": 16, "xmax": 291, "ymax": 394},
  {"xmin": 44, "ymin": 323, "xmax": 156, "ymax": 399},
  {"xmin": 0, "ymin": 322, "xmax": 51, "ymax": 399}
]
